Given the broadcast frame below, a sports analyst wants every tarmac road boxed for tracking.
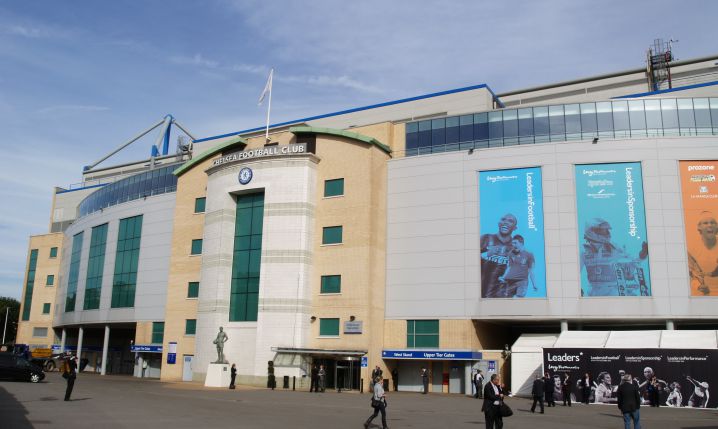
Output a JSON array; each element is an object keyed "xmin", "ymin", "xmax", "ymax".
[{"xmin": 2, "ymin": 373, "xmax": 717, "ymax": 428}]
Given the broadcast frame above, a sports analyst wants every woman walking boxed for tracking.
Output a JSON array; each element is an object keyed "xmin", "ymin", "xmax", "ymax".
[{"xmin": 364, "ymin": 376, "xmax": 388, "ymax": 429}]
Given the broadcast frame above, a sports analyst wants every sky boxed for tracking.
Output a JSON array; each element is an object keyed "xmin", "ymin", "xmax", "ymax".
[{"xmin": 1, "ymin": 0, "xmax": 717, "ymax": 299}]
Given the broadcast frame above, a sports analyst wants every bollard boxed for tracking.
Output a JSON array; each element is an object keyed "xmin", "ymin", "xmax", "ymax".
[
  {"xmin": 360, "ymin": 378, "xmax": 364, "ymax": 393},
  {"xmin": 293, "ymin": 376, "xmax": 296, "ymax": 391}
]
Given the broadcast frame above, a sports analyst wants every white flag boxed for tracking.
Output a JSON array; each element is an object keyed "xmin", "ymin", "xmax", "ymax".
[{"xmin": 258, "ymin": 68, "xmax": 273, "ymax": 105}]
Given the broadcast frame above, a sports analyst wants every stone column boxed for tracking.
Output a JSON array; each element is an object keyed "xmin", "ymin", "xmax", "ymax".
[{"xmin": 101, "ymin": 325, "xmax": 110, "ymax": 375}]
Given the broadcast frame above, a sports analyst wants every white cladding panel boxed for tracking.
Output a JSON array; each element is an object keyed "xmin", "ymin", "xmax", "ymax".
[{"xmin": 386, "ymin": 136, "xmax": 718, "ymax": 320}]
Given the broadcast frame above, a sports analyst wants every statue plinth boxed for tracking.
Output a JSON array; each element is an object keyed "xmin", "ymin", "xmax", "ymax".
[{"xmin": 204, "ymin": 363, "xmax": 230, "ymax": 387}]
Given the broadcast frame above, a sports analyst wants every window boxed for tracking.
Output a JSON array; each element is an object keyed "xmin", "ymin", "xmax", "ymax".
[
  {"xmin": 42, "ymin": 303, "xmax": 51, "ymax": 314},
  {"xmin": 84, "ymin": 223, "xmax": 108, "ymax": 310},
  {"xmin": 46, "ymin": 275, "xmax": 54, "ymax": 286},
  {"xmin": 320, "ymin": 275, "xmax": 341, "ymax": 294},
  {"xmin": 111, "ymin": 215, "xmax": 143, "ymax": 308},
  {"xmin": 190, "ymin": 239, "xmax": 203, "ymax": 255},
  {"xmin": 322, "ymin": 226, "xmax": 343, "ymax": 245},
  {"xmin": 319, "ymin": 318, "xmax": 340, "ymax": 336},
  {"xmin": 49, "ymin": 247, "xmax": 58, "ymax": 258},
  {"xmin": 194, "ymin": 197, "xmax": 206, "ymax": 213},
  {"xmin": 151, "ymin": 322, "xmax": 164, "ymax": 344},
  {"xmin": 324, "ymin": 179, "xmax": 344, "ymax": 197},
  {"xmin": 66, "ymin": 232, "xmax": 84, "ymax": 312},
  {"xmin": 185, "ymin": 319, "xmax": 197, "ymax": 336},
  {"xmin": 407, "ymin": 320, "xmax": 439, "ymax": 348},
  {"xmin": 32, "ymin": 327, "xmax": 48, "ymax": 337},
  {"xmin": 187, "ymin": 282, "xmax": 199, "ymax": 298},
  {"xmin": 230, "ymin": 193, "xmax": 264, "ymax": 322}
]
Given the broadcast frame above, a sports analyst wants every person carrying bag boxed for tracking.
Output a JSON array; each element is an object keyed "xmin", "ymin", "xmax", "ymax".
[
  {"xmin": 482, "ymin": 374, "xmax": 507, "ymax": 428},
  {"xmin": 364, "ymin": 376, "xmax": 388, "ymax": 429}
]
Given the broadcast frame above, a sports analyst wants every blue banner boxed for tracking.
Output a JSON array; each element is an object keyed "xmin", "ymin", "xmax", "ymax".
[
  {"xmin": 575, "ymin": 162, "xmax": 651, "ymax": 296},
  {"xmin": 382, "ymin": 350, "xmax": 482, "ymax": 360},
  {"xmin": 131, "ymin": 345, "xmax": 163, "ymax": 353},
  {"xmin": 479, "ymin": 167, "xmax": 546, "ymax": 298}
]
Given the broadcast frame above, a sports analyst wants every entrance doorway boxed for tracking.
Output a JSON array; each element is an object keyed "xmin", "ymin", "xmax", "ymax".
[
  {"xmin": 182, "ymin": 355, "xmax": 194, "ymax": 381},
  {"xmin": 335, "ymin": 358, "xmax": 360, "ymax": 390}
]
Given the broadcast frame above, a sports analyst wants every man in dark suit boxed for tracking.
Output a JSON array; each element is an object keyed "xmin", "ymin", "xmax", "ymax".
[
  {"xmin": 531, "ymin": 374, "xmax": 545, "ymax": 413},
  {"xmin": 482, "ymin": 374, "xmax": 504, "ymax": 429},
  {"xmin": 420, "ymin": 367, "xmax": 429, "ymax": 394},
  {"xmin": 617, "ymin": 373, "xmax": 641, "ymax": 429},
  {"xmin": 544, "ymin": 371, "xmax": 556, "ymax": 407},
  {"xmin": 310, "ymin": 364, "xmax": 319, "ymax": 392}
]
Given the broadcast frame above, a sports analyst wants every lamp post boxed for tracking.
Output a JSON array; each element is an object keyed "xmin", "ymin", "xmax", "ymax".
[{"xmin": 2, "ymin": 307, "xmax": 9, "ymax": 344}]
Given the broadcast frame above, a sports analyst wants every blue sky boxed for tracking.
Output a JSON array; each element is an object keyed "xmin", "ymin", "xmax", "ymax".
[{"xmin": 1, "ymin": 0, "xmax": 717, "ymax": 298}]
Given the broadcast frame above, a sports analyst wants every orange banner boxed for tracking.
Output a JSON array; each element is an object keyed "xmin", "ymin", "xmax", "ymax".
[{"xmin": 680, "ymin": 161, "xmax": 718, "ymax": 296}]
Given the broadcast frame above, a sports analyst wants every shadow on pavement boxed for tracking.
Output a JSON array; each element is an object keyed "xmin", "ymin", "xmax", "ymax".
[{"xmin": 0, "ymin": 384, "xmax": 33, "ymax": 428}]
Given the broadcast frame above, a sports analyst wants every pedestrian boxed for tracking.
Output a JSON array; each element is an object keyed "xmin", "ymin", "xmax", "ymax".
[
  {"xmin": 474, "ymin": 370, "xmax": 485, "ymax": 399},
  {"xmin": 310, "ymin": 364, "xmax": 319, "ymax": 393},
  {"xmin": 62, "ymin": 354, "xmax": 77, "ymax": 401},
  {"xmin": 420, "ymin": 367, "xmax": 429, "ymax": 394},
  {"xmin": 579, "ymin": 372, "xmax": 592, "ymax": 404},
  {"xmin": 370, "ymin": 366, "xmax": 381, "ymax": 392},
  {"xmin": 544, "ymin": 371, "xmax": 556, "ymax": 407},
  {"xmin": 617, "ymin": 373, "xmax": 641, "ymax": 429},
  {"xmin": 391, "ymin": 367, "xmax": 399, "ymax": 391},
  {"xmin": 229, "ymin": 363, "xmax": 236, "ymax": 389},
  {"xmin": 481, "ymin": 373, "xmax": 504, "ymax": 429},
  {"xmin": 531, "ymin": 374, "xmax": 545, "ymax": 413},
  {"xmin": 318, "ymin": 365, "xmax": 326, "ymax": 392},
  {"xmin": 364, "ymin": 376, "xmax": 388, "ymax": 429},
  {"xmin": 562, "ymin": 374, "xmax": 572, "ymax": 406}
]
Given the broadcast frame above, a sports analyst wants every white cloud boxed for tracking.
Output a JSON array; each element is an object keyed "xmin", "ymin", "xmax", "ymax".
[{"xmin": 169, "ymin": 53, "xmax": 220, "ymax": 68}]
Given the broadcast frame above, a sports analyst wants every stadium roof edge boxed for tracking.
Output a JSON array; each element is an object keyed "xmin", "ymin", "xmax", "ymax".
[
  {"xmin": 193, "ymin": 83, "xmax": 496, "ymax": 144},
  {"xmin": 611, "ymin": 80, "xmax": 718, "ymax": 99}
]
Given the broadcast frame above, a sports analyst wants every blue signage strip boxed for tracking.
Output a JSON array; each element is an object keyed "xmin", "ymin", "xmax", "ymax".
[
  {"xmin": 382, "ymin": 350, "xmax": 482, "ymax": 360},
  {"xmin": 361, "ymin": 356, "xmax": 368, "ymax": 368},
  {"xmin": 131, "ymin": 345, "xmax": 163, "ymax": 353},
  {"xmin": 575, "ymin": 162, "xmax": 651, "ymax": 296},
  {"xmin": 479, "ymin": 167, "xmax": 546, "ymax": 298}
]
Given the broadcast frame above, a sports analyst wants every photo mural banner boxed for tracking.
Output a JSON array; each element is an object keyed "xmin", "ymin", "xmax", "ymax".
[
  {"xmin": 680, "ymin": 160, "xmax": 718, "ymax": 296},
  {"xmin": 479, "ymin": 167, "xmax": 546, "ymax": 298},
  {"xmin": 575, "ymin": 162, "xmax": 651, "ymax": 296},
  {"xmin": 543, "ymin": 348, "xmax": 716, "ymax": 408}
]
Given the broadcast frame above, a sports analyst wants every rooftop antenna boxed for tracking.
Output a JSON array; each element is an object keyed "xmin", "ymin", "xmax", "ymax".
[{"xmin": 646, "ymin": 38, "xmax": 676, "ymax": 92}]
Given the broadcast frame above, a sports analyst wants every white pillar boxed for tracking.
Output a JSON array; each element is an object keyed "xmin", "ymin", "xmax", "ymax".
[
  {"xmin": 101, "ymin": 325, "xmax": 110, "ymax": 376},
  {"xmin": 560, "ymin": 320, "xmax": 568, "ymax": 332},
  {"xmin": 76, "ymin": 326, "xmax": 84, "ymax": 371},
  {"xmin": 666, "ymin": 320, "xmax": 675, "ymax": 330},
  {"xmin": 60, "ymin": 329, "xmax": 67, "ymax": 353}
]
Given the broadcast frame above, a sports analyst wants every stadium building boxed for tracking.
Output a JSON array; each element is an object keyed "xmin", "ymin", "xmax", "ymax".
[{"xmin": 16, "ymin": 49, "xmax": 718, "ymax": 396}]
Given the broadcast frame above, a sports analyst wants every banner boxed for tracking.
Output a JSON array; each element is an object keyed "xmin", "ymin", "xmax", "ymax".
[
  {"xmin": 479, "ymin": 167, "xmax": 546, "ymax": 298},
  {"xmin": 543, "ymin": 348, "xmax": 716, "ymax": 408},
  {"xmin": 679, "ymin": 161, "xmax": 718, "ymax": 296},
  {"xmin": 575, "ymin": 162, "xmax": 651, "ymax": 296}
]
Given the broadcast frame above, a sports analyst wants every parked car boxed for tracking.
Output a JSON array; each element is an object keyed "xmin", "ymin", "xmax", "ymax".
[{"xmin": 0, "ymin": 353, "xmax": 45, "ymax": 383}]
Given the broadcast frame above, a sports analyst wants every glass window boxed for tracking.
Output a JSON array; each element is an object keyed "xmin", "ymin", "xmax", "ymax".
[
  {"xmin": 46, "ymin": 275, "xmax": 54, "ymax": 286},
  {"xmin": 187, "ymin": 282, "xmax": 199, "ymax": 298},
  {"xmin": 320, "ymin": 275, "xmax": 341, "ymax": 294},
  {"xmin": 517, "ymin": 108, "xmax": 533, "ymax": 139},
  {"xmin": 191, "ymin": 239, "xmax": 203, "ymax": 255},
  {"xmin": 42, "ymin": 303, "xmax": 51, "ymax": 314},
  {"xmin": 112, "ymin": 215, "xmax": 143, "ymax": 308},
  {"xmin": 564, "ymin": 104, "xmax": 580, "ymax": 139},
  {"xmin": 502, "ymin": 109, "xmax": 518, "ymax": 145},
  {"xmin": 322, "ymin": 226, "xmax": 343, "ymax": 245},
  {"xmin": 429, "ymin": 118, "xmax": 445, "ymax": 149},
  {"xmin": 473, "ymin": 113, "xmax": 489, "ymax": 146},
  {"xmin": 459, "ymin": 115, "xmax": 473, "ymax": 143},
  {"xmin": 596, "ymin": 102, "xmax": 613, "ymax": 137},
  {"xmin": 661, "ymin": 99, "xmax": 679, "ymax": 135},
  {"xmin": 644, "ymin": 99, "xmax": 662, "ymax": 136},
  {"xmin": 445, "ymin": 116, "xmax": 459, "ymax": 147},
  {"xmin": 678, "ymin": 98, "xmax": 696, "ymax": 133},
  {"xmin": 405, "ymin": 122, "xmax": 418, "ymax": 151},
  {"xmin": 151, "ymin": 322, "xmax": 164, "ymax": 344},
  {"xmin": 324, "ymin": 178, "xmax": 344, "ymax": 197},
  {"xmin": 549, "ymin": 105, "xmax": 565, "ymax": 141},
  {"xmin": 693, "ymin": 98, "xmax": 712, "ymax": 134},
  {"xmin": 628, "ymin": 100, "xmax": 647, "ymax": 136},
  {"xmin": 533, "ymin": 106, "xmax": 549, "ymax": 142},
  {"xmin": 407, "ymin": 320, "xmax": 439, "ymax": 348},
  {"xmin": 230, "ymin": 193, "xmax": 264, "ymax": 322},
  {"xmin": 194, "ymin": 197, "xmax": 206, "ymax": 213},
  {"xmin": 488, "ymin": 111, "xmax": 503, "ymax": 146},
  {"xmin": 65, "ymin": 232, "xmax": 84, "ymax": 313},
  {"xmin": 49, "ymin": 247, "xmax": 58, "ymax": 258},
  {"xmin": 319, "ymin": 318, "xmax": 340, "ymax": 336},
  {"xmin": 711, "ymin": 98, "xmax": 718, "ymax": 129},
  {"xmin": 612, "ymin": 101, "xmax": 630, "ymax": 137},
  {"xmin": 84, "ymin": 223, "xmax": 108, "ymax": 310},
  {"xmin": 32, "ymin": 327, "xmax": 48, "ymax": 337},
  {"xmin": 417, "ymin": 120, "xmax": 431, "ymax": 149},
  {"xmin": 185, "ymin": 319, "xmax": 197, "ymax": 336},
  {"xmin": 580, "ymin": 103, "xmax": 598, "ymax": 135}
]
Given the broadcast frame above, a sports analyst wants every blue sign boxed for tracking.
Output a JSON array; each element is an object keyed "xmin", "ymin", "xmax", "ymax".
[
  {"xmin": 167, "ymin": 353, "xmax": 177, "ymax": 364},
  {"xmin": 52, "ymin": 345, "xmax": 119, "ymax": 352},
  {"xmin": 575, "ymin": 162, "xmax": 651, "ymax": 296},
  {"xmin": 382, "ymin": 350, "xmax": 482, "ymax": 360},
  {"xmin": 488, "ymin": 360, "xmax": 496, "ymax": 371},
  {"xmin": 131, "ymin": 345, "xmax": 163, "ymax": 353},
  {"xmin": 238, "ymin": 167, "xmax": 253, "ymax": 185},
  {"xmin": 361, "ymin": 356, "xmax": 368, "ymax": 368},
  {"xmin": 479, "ymin": 167, "xmax": 546, "ymax": 298}
]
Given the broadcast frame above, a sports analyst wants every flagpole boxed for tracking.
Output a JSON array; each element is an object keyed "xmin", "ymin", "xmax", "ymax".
[{"xmin": 264, "ymin": 69, "xmax": 273, "ymax": 142}]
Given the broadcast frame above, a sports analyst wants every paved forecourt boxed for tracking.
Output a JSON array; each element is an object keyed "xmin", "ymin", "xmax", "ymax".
[{"xmin": 2, "ymin": 373, "xmax": 717, "ymax": 429}]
